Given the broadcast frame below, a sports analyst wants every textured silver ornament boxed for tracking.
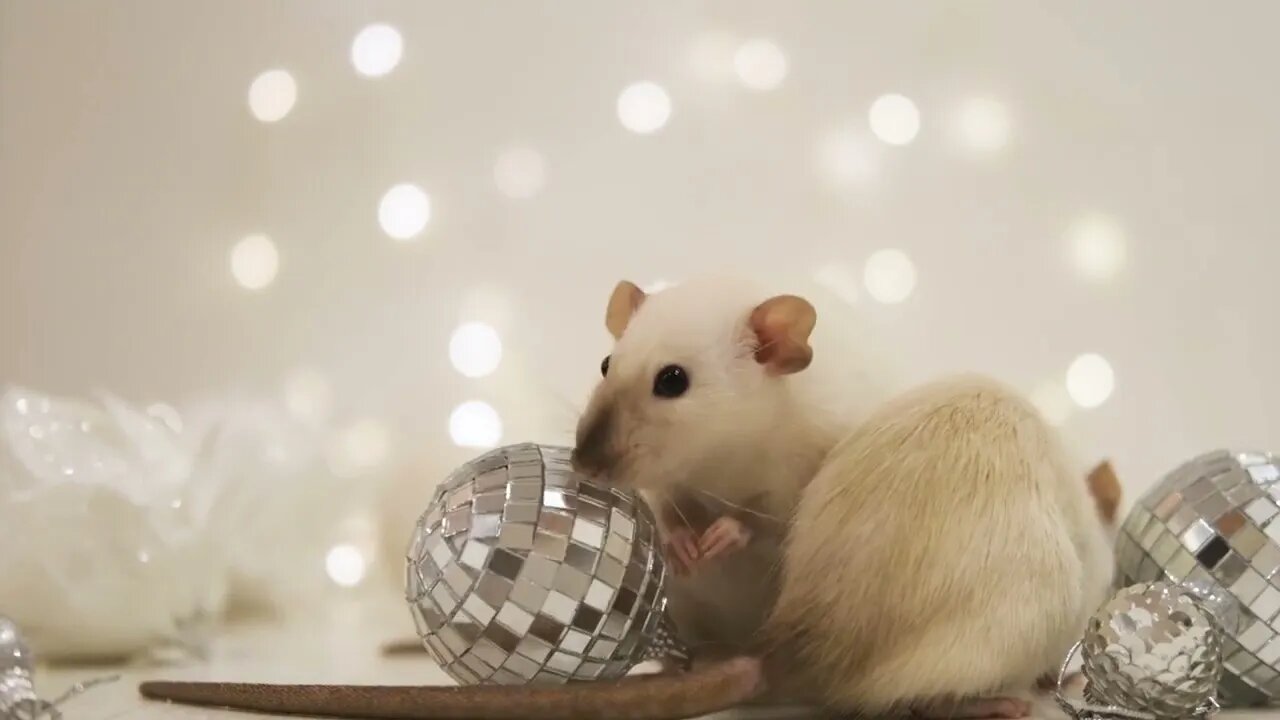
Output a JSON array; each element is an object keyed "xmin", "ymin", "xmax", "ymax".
[
  {"xmin": 405, "ymin": 443, "xmax": 686, "ymax": 685},
  {"xmin": 1115, "ymin": 450, "xmax": 1280, "ymax": 705},
  {"xmin": 1056, "ymin": 582, "xmax": 1223, "ymax": 720},
  {"xmin": 0, "ymin": 615, "xmax": 115, "ymax": 720}
]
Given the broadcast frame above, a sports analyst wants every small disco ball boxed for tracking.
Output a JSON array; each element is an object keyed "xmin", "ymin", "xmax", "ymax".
[
  {"xmin": 404, "ymin": 443, "xmax": 685, "ymax": 685},
  {"xmin": 1116, "ymin": 449, "xmax": 1280, "ymax": 705},
  {"xmin": 1081, "ymin": 581, "xmax": 1223, "ymax": 717}
]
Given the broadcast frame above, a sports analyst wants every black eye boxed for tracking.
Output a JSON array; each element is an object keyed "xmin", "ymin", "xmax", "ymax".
[
  {"xmin": 601, "ymin": 355, "xmax": 610, "ymax": 377},
  {"xmin": 652, "ymin": 365, "xmax": 689, "ymax": 398}
]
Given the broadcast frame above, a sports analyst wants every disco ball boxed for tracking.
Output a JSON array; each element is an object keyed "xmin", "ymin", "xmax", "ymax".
[
  {"xmin": 404, "ymin": 443, "xmax": 685, "ymax": 685},
  {"xmin": 1080, "ymin": 581, "xmax": 1223, "ymax": 717},
  {"xmin": 1116, "ymin": 449, "xmax": 1280, "ymax": 706}
]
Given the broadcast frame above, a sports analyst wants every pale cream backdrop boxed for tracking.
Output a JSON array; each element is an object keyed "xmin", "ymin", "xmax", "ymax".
[{"xmin": 3, "ymin": 1, "xmax": 1279, "ymax": 593}]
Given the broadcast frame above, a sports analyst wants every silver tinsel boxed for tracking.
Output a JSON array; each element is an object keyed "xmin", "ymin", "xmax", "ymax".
[
  {"xmin": 405, "ymin": 443, "xmax": 686, "ymax": 685},
  {"xmin": 1056, "ymin": 582, "xmax": 1223, "ymax": 720},
  {"xmin": 1115, "ymin": 450, "xmax": 1280, "ymax": 705}
]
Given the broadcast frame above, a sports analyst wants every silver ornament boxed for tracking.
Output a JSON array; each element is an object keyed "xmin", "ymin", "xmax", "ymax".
[
  {"xmin": 0, "ymin": 615, "xmax": 116, "ymax": 720},
  {"xmin": 1115, "ymin": 450, "xmax": 1280, "ymax": 705},
  {"xmin": 405, "ymin": 443, "xmax": 686, "ymax": 685},
  {"xmin": 1056, "ymin": 582, "xmax": 1224, "ymax": 720}
]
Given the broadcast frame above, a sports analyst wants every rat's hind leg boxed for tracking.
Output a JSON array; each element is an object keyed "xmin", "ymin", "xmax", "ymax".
[{"xmin": 912, "ymin": 696, "xmax": 1032, "ymax": 720}]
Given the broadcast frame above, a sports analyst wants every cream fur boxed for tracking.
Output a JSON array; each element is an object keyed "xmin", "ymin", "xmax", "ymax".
[{"xmin": 766, "ymin": 375, "xmax": 1114, "ymax": 712}]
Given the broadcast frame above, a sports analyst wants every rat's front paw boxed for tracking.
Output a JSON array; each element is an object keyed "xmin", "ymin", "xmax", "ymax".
[
  {"xmin": 662, "ymin": 527, "xmax": 701, "ymax": 576},
  {"xmin": 698, "ymin": 516, "xmax": 752, "ymax": 562}
]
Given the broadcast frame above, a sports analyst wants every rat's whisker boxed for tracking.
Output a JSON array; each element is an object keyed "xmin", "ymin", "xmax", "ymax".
[{"xmin": 691, "ymin": 488, "xmax": 784, "ymax": 524}]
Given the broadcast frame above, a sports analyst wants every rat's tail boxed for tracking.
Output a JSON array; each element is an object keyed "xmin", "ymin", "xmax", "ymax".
[{"xmin": 138, "ymin": 656, "xmax": 764, "ymax": 720}]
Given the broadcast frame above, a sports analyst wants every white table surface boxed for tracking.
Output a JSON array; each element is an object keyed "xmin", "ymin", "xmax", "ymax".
[{"xmin": 31, "ymin": 594, "xmax": 1277, "ymax": 720}]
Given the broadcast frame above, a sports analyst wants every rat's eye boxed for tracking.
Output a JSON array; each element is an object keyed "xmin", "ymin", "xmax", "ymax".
[
  {"xmin": 601, "ymin": 355, "xmax": 611, "ymax": 377},
  {"xmin": 652, "ymin": 365, "xmax": 689, "ymax": 398}
]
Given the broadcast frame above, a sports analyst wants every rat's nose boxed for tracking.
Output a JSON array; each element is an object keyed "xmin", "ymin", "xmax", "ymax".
[{"xmin": 570, "ymin": 445, "xmax": 612, "ymax": 480}]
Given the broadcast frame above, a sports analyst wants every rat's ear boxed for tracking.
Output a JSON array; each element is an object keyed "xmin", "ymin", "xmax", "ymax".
[
  {"xmin": 750, "ymin": 295, "xmax": 816, "ymax": 375},
  {"xmin": 605, "ymin": 281, "xmax": 646, "ymax": 339}
]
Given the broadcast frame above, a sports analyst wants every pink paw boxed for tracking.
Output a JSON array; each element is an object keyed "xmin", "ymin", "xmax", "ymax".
[
  {"xmin": 662, "ymin": 527, "xmax": 701, "ymax": 576},
  {"xmin": 698, "ymin": 516, "xmax": 752, "ymax": 562}
]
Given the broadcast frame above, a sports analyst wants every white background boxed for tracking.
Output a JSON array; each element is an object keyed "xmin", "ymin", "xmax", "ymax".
[{"xmin": 3, "ymin": 1, "xmax": 1278, "ymax": 561}]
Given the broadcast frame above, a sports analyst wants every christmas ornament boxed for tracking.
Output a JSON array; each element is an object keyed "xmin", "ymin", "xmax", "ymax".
[
  {"xmin": 1115, "ymin": 449, "xmax": 1280, "ymax": 705},
  {"xmin": 405, "ymin": 443, "xmax": 686, "ymax": 685},
  {"xmin": 1, "ymin": 614, "xmax": 116, "ymax": 719},
  {"xmin": 1056, "ymin": 582, "xmax": 1223, "ymax": 720}
]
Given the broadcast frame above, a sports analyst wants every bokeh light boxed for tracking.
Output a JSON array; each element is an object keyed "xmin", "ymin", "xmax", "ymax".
[
  {"xmin": 863, "ymin": 249, "xmax": 917, "ymax": 304},
  {"xmin": 283, "ymin": 368, "xmax": 333, "ymax": 425},
  {"xmin": 351, "ymin": 23, "xmax": 403, "ymax": 77},
  {"xmin": 617, "ymin": 82, "xmax": 671, "ymax": 134},
  {"xmin": 1066, "ymin": 353, "xmax": 1115, "ymax": 409},
  {"xmin": 229, "ymin": 234, "xmax": 279, "ymax": 290},
  {"xmin": 247, "ymin": 70, "xmax": 297, "ymax": 123},
  {"xmin": 449, "ymin": 401, "xmax": 502, "ymax": 448},
  {"xmin": 327, "ymin": 418, "xmax": 391, "ymax": 476},
  {"xmin": 953, "ymin": 97, "xmax": 1011, "ymax": 152},
  {"xmin": 733, "ymin": 39, "xmax": 788, "ymax": 91},
  {"xmin": 449, "ymin": 322, "xmax": 502, "ymax": 378},
  {"xmin": 1067, "ymin": 213, "xmax": 1127, "ymax": 282},
  {"xmin": 868, "ymin": 93, "xmax": 920, "ymax": 146},
  {"xmin": 325, "ymin": 544, "xmax": 367, "ymax": 587},
  {"xmin": 378, "ymin": 183, "xmax": 431, "ymax": 240}
]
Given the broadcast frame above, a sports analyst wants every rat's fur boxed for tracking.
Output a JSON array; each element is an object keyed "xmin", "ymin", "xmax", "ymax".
[
  {"xmin": 765, "ymin": 375, "xmax": 1114, "ymax": 714},
  {"xmin": 573, "ymin": 276, "xmax": 887, "ymax": 655}
]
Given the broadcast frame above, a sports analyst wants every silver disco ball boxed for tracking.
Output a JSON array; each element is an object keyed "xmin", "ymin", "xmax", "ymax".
[
  {"xmin": 404, "ymin": 443, "xmax": 685, "ymax": 685},
  {"xmin": 1080, "ymin": 581, "xmax": 1223, "ymax": 717},
  {"xmin": 1115, "ymin": 449, "xmax": 1280, "ymax": 705}
]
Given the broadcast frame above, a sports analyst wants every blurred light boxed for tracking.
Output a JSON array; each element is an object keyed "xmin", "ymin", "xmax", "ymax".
[
  {"xmin": 449, "ymin": 322, "xmax": 502, "ymax": 378},
  {"xmin": 617, "ymin": 82, "xmax": 671, "ymax": 135},
  {"xmin": 1029, "ymin": 381, "xmax": 1073, "ymax": 426},
  {"xmin": 733, "ymin": 39, "xmax": 788, "ymax": 91},
  {"xmin": 953, "ymin": 97, "xmax": 1011, "ymax": 152},
  {"xmin": 493, "ymin": 146, "xmax": 547, "ymax": 199},
  {"xmin": 1066, "ymin": 353, "xmax": 1115, "ymax": 409},
  {"xmin": 642, "ymin": 279, "xmax": 673, "ymax": 294},
  {"xmin": 328, "ymin": 418, "xmax": 391, "ymax": 476},
  {"xmin": 325, "ymin": 544, "xmax": 367, "ymax": 587},
  {"xmin": 813, "ymin": 263, "xmax": 859, "ymax": 305},
  {"xmin": 868, "ymin": 94, "xmax": 920, "ymax": 146},
  {"xmin": 449, "ymin": 401, "xmax": 502, "ymax": 448},
  {"xmin": 688, "ymin": 31, "xmax": 738, "ymax": 83},
  {"xmin": 284, "ymin": 368, "xmax": 333, "ymax": 424},
  {"xmin": 229, "ymin": 234, "xmax": 279, "ymax": 290},
  {"xmin": 1067, "ymin": 213, "xmax": 1127, "ymax": 282},
  {"xmin": 863, "ymin": 249, "xmax": 916, "ymax": 304},
  {"xmin": 248, "ymin": 70, "xmax": 297, "ymax": 123},
  {"xmin": 145, "ymin": 403, "xmax": 183, "ymax": 434},
  {"xmin": 378, "ymin": 183, "xmax": 431, "ymax": 240},
  {"xmin": 816, "ymin": 130, "xmax": 879, "ymax": 187},
  {"xmin": 351, "ymin": 23, "xmax": 403, "ymax": 77}
]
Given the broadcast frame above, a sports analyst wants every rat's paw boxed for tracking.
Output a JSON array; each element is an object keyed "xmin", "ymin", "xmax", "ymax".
[
  {"xmin": 698, "ymin": 516, "xmax": 752, "ymax": 561},
  {"xmin": 913, "ymin": 697, "xmax": 1032, "ymax": 720},
  {"xmin": 662, "ymin": 527, "xmax": 701, "ymax": 575}
]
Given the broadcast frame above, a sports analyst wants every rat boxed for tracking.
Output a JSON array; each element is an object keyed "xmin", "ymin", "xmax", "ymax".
[
  {"xmin": 138, "ymin": 281, "xmax": 1115, "ymax": 720},
  {"xmin": 570, "ymin": 277, "xmax": 879, "ymax": 660}
]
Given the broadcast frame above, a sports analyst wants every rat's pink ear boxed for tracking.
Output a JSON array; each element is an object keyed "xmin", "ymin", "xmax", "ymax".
[
  {"xmin": 750, "ymin": 295, "xmax": 816, "ymax": 375},
  {"xmin": 605, "ymin": 280, "xmax": 647, "ymax": 339}
]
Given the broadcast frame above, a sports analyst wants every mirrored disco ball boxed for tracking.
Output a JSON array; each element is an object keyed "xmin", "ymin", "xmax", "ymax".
[
  {"xmin": 1115, "ymin": 449, "xmax": 1280, "ymax": 705},
  {"xmin": 404, "ymin": 443, "xmax": 684, "ymax": 685}
]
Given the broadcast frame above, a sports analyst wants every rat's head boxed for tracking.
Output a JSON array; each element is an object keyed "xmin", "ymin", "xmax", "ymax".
[{"xmin": 571, "ymin": 277, "xmax": 817, "ymax": 491}]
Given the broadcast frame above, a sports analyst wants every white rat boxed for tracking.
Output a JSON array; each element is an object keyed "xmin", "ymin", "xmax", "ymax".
[{"xmin": 571, "ymin": 276, "xmax": 888, "ymax": 658}]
